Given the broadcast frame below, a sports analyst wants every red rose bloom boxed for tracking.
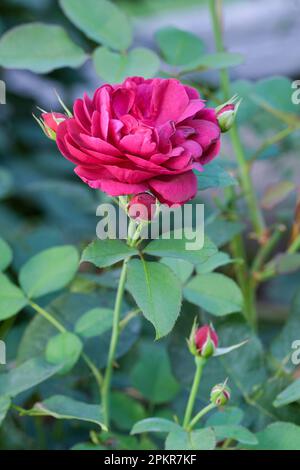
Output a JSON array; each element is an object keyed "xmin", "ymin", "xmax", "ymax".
[{"xmin": 56, "ymin": 77, "xmax": 221, "ymax": 205}]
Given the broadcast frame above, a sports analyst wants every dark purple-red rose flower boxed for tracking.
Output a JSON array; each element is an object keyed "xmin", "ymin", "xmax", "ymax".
[{"xmin": 56, "ymin": 76, "xmax": 221, "ymax": 205}]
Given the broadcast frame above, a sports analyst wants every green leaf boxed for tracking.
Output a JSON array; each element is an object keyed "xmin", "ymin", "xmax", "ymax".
[
  {"xmin": 155, "ymin": 26, "xmax": 205, "ymax": 66},
  {"xmin": 0, "ymin": 23, "xmax": 86, "ymax": 73},
  {"xmin": 213, "ymin": 425, "xmax": 258, "ymax": 446},
  {"xmin": 93, "ymin": 46, "xmax": 159, "ymax": 83},
  {"xmin": 126, "ymin": 259, "xmax": 182, "ymax": 338},
  {"xmin": 144, "ymin": 233, "xmax": 217, "ymax": 264},
  {"xmin": 75, "ymin": 308, "xmax": 113, "ymax": 338},
  {"xmin": 45, "ymin": 332, "xmax": 83, "ymax": 374},
  {"xmin": 184, "ymin": 273, "xmax": 243, "ymax": 316},
  {"xmin": 0, "ymin": 273, "xmax": 28, "ymax": 321},
  {"xmin": 81, "ymin": 239, "xmax": 138, "ymax": 269},
  {"xmin": 206, "ymin": 406, "xmax": 244, "ymax": 426},
  {"xmin": 0, "ymin": 237, "xmax": 13, "ymax": 271},
  {"xmin": 196, "ymin": 251, "xmax": 234, "ymax": 274},
  {"xmin": 261, "ymin": 181, "xmax": 295, "ymax": 210},
  {"xmin": 206, "ymin": 219, "xmax": 245, "ymax": 248},
  {"xmin": 19, "ymin": 245, "xmax": 79, "ymax": 299},
  {"xmin": 110, "ymin": 392, "xmax": 147, "ymax": 431},
  {"xmin": 0, "ymin": 396, "xmax": 11, "ymax": 427},
  {"xmin": 274, "ymin": 379, "xmax": 300, "ymax": 407},
  {"xmin": 20, "ymin": 395, "xmax": 106, "ymax": 429},
  {"xmin": 160, "ymin": 258, "xmax": 194, "ymax": 284},
  {"xmin": 59, "ymin": 0, "xmax": 132, "ymax": 51},
  {"xmin": 0, "ymin": 357, "xmax": 62, "ymax": 397},
  {"xmin": 197, "ymin": 161, "xmax": 237, "ymax": 191},
  {"xmin": 244, "ymin": 422, "xmax": 300, "ymax": 450},
  {"xmin": 165, "ymin": 428, "xmax": 216, "ymax": 450},
  {"xmin": 183, "ymin": 52, "xmax": 244, "ymax": 72},
  {"xmin": 252, "ymin": 76, "xmax": 298, "ymax": 116},
  {"xmin": 131, "ymin": 344, "xmax": 179, "ymax": 404},
  {"xmin": 131, "ymin": 418, "xmax": 181, "ymax": 435}
]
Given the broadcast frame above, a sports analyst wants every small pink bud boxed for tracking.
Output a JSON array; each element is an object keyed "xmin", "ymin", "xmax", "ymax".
[
  {"xmin": 194, "ymin": 324, "xmax": 218, "ymax": 358},
  {"xmin": 41, "ymin": 112, "xmax": 67, "ymax": 139},
  {"xmin": 216, "ymin": 95, "xmax": 241, "ymax": 132},
  {"xmin": 128, "ymin": 193, "xmax": 157, "ymax": 221},
  {"xmin": 210, "ymin": 382, "xmax": 231, "ymax": 406}
]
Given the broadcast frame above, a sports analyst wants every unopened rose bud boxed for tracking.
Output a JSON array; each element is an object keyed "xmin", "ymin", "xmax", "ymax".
[
  {"xmin": 216, "ymin": 95, "xmax": 242, "ymax": 132},
  {"xmin": 194, "ymin": 324, "xmax": 218, "ymax": 358},
  {"xmin": 210, "ymin": 382, "xmax": 231, "ymax": 406},
  {"xmin": 128, "ymin": 193, "xmax": 157, "ymax": 221},
  {"xmin": 34, "ymin": 112, "xmax": 67, "ymax": 140}
]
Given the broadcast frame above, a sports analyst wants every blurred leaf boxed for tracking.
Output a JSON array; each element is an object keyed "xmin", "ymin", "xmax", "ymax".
[
  {"xmin": 81, "ymin": 239, "xmax": 138, "ymax": 269},
  {"xmin": 206, "ymin": 219, "xmax": 245, "ymax": 247},
  {"xmin": 244, "ymin": 422, "xmax": 300, "ymax": 450},
  {"xmin": 0, "ymin": 23, "xmax": 86, "ymax": 72},
  {"xmin": 160, "ymin": 258, "xmax": 194, "ymax": 284},
  {"xmin": 0, "ymin": 357, "xmax": 62, "ymax": 397},
  {"xmin": 111, "ymin": 392, "xmax": 146, "ymax": 431},
  {"xmin": 131, "ymin": 418, "xmax": 181, "ymax": 435},
  {"xmin": 75, "ymin": 308, "xmax": 113, "ymax": 338},
  {"xmin": 184, "ymin": 273, "xmax": 243, "ymax": 316},
  {"xmin": 131, "ymin": 343, "xmax": 179, "ymax": 404},
  {"xmin": 274, "ymin": 379, "xmax": 300, "ymax": 408},
  {"xmin": 17, "ymin": 293, "xmax": 140, "ymax": 368},
  {"xmin": 269, "ymin": 253, "xmax": 300, "ymax": 275},
  {"xmin": 60, "ymin": 0, "xmax": 132, "ymax": 50},
  {"xmin": 196, "ymin": 251, "xmax": 233, "ymax": 274},
  {"xmin": 197, "ymin": 161, "xmax": 237, "ymax": 191},
  {"xmin": 155, "ymin": 26, "xmax": 205, "ymax": 66},
  {"xmin": 144, "ymin": 233, "xmax": 217, "ymax": 264},
  {"xmin": 271, "ymin": 286, "xmax": 300, "ymax": 370},
  {"xmin": 0, "ymin": 273, "xmax": 28, "ymax": 321},
  {"xmin": 19, "ymin": 245, "xmax": 79, "ymax": 299},
  {"xmin": 184, "ymin": 52, "xmax": 244, "ymax": 72},
  {"xmin": 213, "ymin": 424, "xmax": 257, "ymax": 446},
  {"xmin": 126, "ymin": 259, "xmax": 182, "ymax": 338},
  {"xmin": 206, "ymin": 406, "xmax": 244, "ymax": 426},
  {"xmin": 0, "ymin": 396, "xmax": 11, "ymax": 427},
  {"xmin": 93, "ymin": 46, "xmax": 159, "ymax": 82},
  {"xmin": 165, "ymin": 428, "xmax": 216, "ymax": 450},
  {"xmin": 214, "ymin": 339, "xmax": 248, "ymax": 357},
  {"xmin": 252, "ymin": 76, "xmax": 299, "ymax": 116},
  {"xmin": 0, "ymin": 167, "xmax": 13, "ymax": 200},
  {"xmin": 45, "ymin": 332, "xmax": 83, "ymax": 374},
  {"xmin": 261, "ymin": 181, "xmax": 295, "ymax": 210},
  {"xmin": 0, "ymin": 237, "xmax": 13, "ymax": 271},
  {"xmin": 20, "ymin": 395, "xmax": 106, "ymax": 429}
]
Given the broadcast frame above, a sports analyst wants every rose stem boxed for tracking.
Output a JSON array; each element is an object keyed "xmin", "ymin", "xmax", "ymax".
[
  {"xmin": 182, "ymin": 357, "xmax": 206, "ymax": 429},
  {"xmin": 187, "ymin": 403, "xmax": 216, "ymax": 431},
  {"xmin": 102, "ymin": 257, "xmax": 130, "ymax": 428},
  {"xmin": 208, "ymin": 0, "xmax": 267, "ymax": 328}
]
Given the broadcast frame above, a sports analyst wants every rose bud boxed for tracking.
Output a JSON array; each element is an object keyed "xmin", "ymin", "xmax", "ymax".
[
  {"xmin": 128, "ymin": 193, "xmax": 157, "ymax": 222},
  {"xmin": 210, "ymin": 382, "xmax": 231, "ymax": 406},
  {"xmin": 194, "ymin": 324, "xmax": 218, "ymax": 358},
  {"xmin": 216, "ymin": 95, "xmax": 242, "ymax": 132},
  {"xmin": 34, "ymin": 112, "xmax": 67, "ymax": 140}
]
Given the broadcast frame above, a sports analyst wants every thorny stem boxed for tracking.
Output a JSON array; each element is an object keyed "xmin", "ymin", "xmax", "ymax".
[{"xmin": 208, "ymin": 0, "xmax": 268, "ymax": 328}]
